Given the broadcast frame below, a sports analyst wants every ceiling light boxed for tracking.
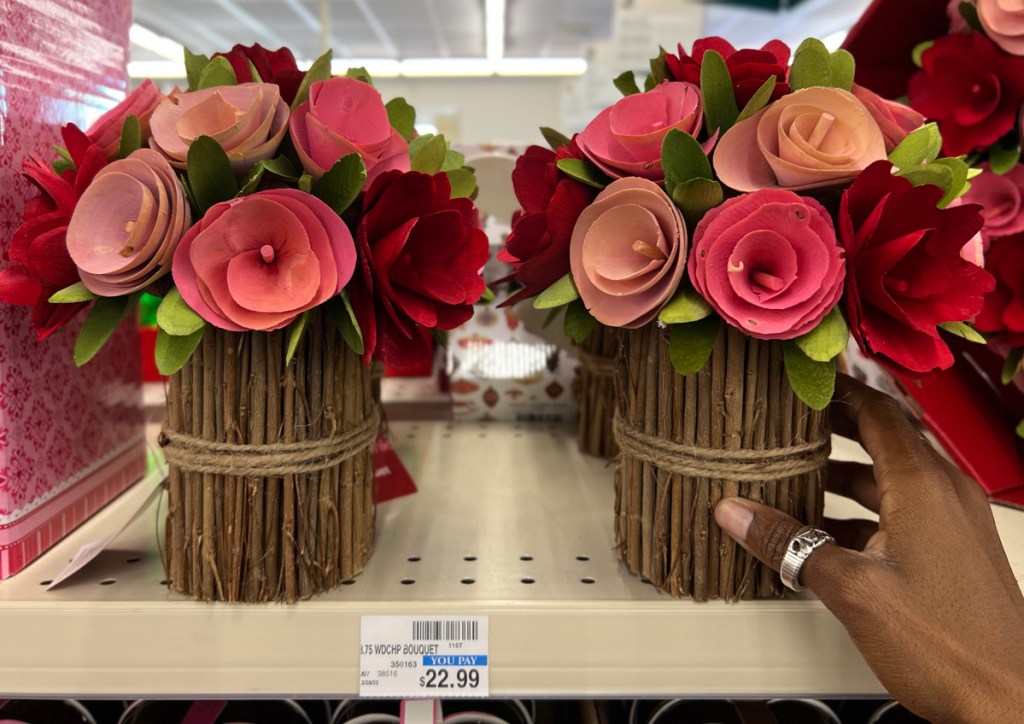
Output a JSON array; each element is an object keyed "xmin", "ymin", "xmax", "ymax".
[
  {"xmin": 485, "ymin": 0, "xmax": 506, "ymax": 63},
  {"xmin": 497, "ymin": 58, "xmax": 588, "ymax": 77},
  {"xmin": 329, "ymin": 59, "xmax": 402, "ymax": 78},
  {"xmin": 127, "ymin": 60, "xmax": 187, "ymax": 79},
  {"xmin": 129, "ymin": 24, "xmax": 184, "ymax": 62},
  {"xmin": 400, "ymin": 58, "xmax": 496, "ymax": 77}
]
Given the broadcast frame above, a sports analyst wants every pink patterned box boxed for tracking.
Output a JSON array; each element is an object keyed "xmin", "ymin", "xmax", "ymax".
[{"xmin": 0, "ymin": 0, "xmax": 146, "ymax": 578}]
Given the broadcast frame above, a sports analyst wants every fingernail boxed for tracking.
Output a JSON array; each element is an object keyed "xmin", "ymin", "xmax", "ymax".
[{"xmin": 715, "ymin": 499, "xmax": 753, "ymax": 542}]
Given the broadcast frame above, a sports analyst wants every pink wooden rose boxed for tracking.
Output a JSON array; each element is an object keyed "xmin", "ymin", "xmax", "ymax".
[
  {"xmin": 149, "ymin": 83, "xmax": 289, "ymax": 175},
  {"xmin": 713, "ymin": 87, "xmax": 887, "ymax": 192},
  {"xmin": 172, "ymin": 189, "xmax": 356, "ymax": 332},
  {"xmin": 290, "ymin": 77, "xmax": 410, "ymax": 185},
  {"xmin": 65, "ymin": 149, "xmax": 191, "ymax": 296},
  {"xmin": 851, "ymin": 84, "xmax": 925, "ymax": 153},
  {"xmin": 961, "ymin": 163, "xmax": 1024, "ymax": 240},
  {"xmin": 86, "ymin": 79, "xmax": 164, "ymax": 160},
  {"xmin": 978, "ymin": 0, "xmax": 1024, "ymax": 54},
  {"xmin": 689, "ymin": 190, "xmax": 845, "ymax": 339},
  {"xmin": 569, "ymin": 178, "xmax": 687, "ymax": 327},
  {"xmin": 577, "ymin": 82, "xmax": 704, "ymax": 182}
]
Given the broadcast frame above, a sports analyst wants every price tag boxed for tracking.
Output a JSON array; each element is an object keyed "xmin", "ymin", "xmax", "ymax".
[{"xmin": 359, "ymin": 616, "xmax": 490, "ymax": 697}]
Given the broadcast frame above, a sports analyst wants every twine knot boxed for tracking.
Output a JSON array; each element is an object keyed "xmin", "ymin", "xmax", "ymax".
[
  {"xmin": 613, "ymin": 415, "xmax": 829, "ymax": 482},
  {"xmin": 159, "ymin": 407, "xmax": 380, "ymax": 477}
]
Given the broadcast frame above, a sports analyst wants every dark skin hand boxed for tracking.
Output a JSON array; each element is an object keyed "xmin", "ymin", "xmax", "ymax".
[{"xmin": 714, "ymin": 375, "xmax": 1024, "ymax": 724}]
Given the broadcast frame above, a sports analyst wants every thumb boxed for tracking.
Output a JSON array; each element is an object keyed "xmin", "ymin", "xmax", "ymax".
[{"xmin": 714, "ymin": 497, "xmax": 856, "ymax": 593}]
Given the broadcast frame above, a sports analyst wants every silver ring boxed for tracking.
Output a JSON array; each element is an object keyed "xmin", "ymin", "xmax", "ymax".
[{"xmin": 780, "ymin": 526, "xmax": 835, "ymax": 591}]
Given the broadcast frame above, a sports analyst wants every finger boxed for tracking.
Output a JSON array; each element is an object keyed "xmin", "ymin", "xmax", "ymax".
[
  {"xmin": 833, "ymin": 375, "xmax": 946, "ymax": 508},
  {"xmin": 827, "ymin": 460, "xmax": 880, "ymax": 513},
  {"xmin": 823, "ymin": 516, "xmax": 881, "ymax": 551}
]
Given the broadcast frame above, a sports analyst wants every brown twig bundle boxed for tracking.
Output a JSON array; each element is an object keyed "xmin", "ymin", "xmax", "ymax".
[
  {"xmin": 576, "ymin": 325, "xmax": 621, "ymax": 459},
  {"xmin": 162, "ymin": 310, "xmax": 376, "ymax": 603},
  {"xmin": 614, "ymin": 324, "xmax": 828, "ymax": 601}
]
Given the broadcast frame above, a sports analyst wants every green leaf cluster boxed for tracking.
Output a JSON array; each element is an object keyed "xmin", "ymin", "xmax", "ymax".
[
  {"xmin": 789, "ymin": 39, "xmax": 855, "ymax": 92},
  {"xmin": 661, "ymin": 129, "xmax": 724, "ymax": 224},
  {"xmin": 153, "ymin": 288, "xmax": 208, "ymax": 375},
  {"xmin": 184, "ymin": 48, "xmax": 238, "ymax": 91}
]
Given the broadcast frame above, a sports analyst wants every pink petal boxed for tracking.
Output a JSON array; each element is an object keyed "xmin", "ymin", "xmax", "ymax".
[
  {"xmin": 309, "ymin": 77, "xmax": 392, "ymax": 151},
  {"xmin": 226, "ymin": 246, "xmax": 321, "ymax": 312}
]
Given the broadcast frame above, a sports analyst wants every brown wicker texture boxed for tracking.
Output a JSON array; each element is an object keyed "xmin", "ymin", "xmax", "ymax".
[{"xmin": 576, "ymin": 325, "xmax": 621, "ymax": 459}]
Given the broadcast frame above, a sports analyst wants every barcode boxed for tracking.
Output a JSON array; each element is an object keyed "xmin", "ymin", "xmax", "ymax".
[{"xmin": 412, "ymin": 619, "xmax": 479, "ymax": 641}]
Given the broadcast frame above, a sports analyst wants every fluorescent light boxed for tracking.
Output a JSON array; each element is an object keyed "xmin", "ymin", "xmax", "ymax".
[
  {"xmin": 329, "ymin": 59, "xmax": 401, "ymax": 78},
  {"xmin": 400, "ymin": 58, "xmax": 496, "ymax": 77},
  {"xmin": 128, "ymin": 60, "xmax": 186, "ymax": 78},
  {"xmin": 129, "ymin": 23, "xmax": 184, "ymax": 62},
  {"xmin": 415, "ymin": 123, "xmax": 440, "ymax": 136},
  {"xmin": 485, "ymin": 0, "xmax": 507, "ymax": 63},
  {"xmin": 822, "ymin": 29, "xmax": 849, "ymax": 53},
  {"xmin": 497, "ymin": 57, "xmax": 588, "ymax": 76}
]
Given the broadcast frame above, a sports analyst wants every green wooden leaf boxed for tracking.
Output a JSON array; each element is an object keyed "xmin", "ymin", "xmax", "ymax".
[
  {"xmin": 479, "ymin": 287, "xmax": 496, "ymax": 305},
  {"xmin": 291, "ymin": 50, "xmax": 333, "ymax": 110},
  {"xmin": 53, "ymin": 158, "xmax": 75, "ymax": 175},
  {"xmin": 411, "ymin": 134, "xmax": 448, "ymax": 174},
  {"xmin": 54, "ymin": 145, "xmax": 74, "ymax": 164},
  {"xmin": 613, "ymin": 70, "xmax": 641, "ymax": 97},
  {"xmin": 700, "ymin": 50, "xmax": 739, "ymax": 135},
  {"xmin": 184, "ymin": 47, "xmax": 210, "ymax": 91},
  {"xmin": 408, "ymin": 134, "xmax": 432, "ymax": 157},
  {"xmin": 888, "ymin": 122, "xmax": 942, "ymax": 170},
  {"xmin": 285, "ymin": 310, "xmax": 310, "ymax": 365},
  {"xmin": 237, "ymin": 155, "xmax": 300, "ymax": 196},
  {"xmin": 441, "ymin": 149, "xmax": 465, "ymax": 172},
  {"xmin": 532, "ymin": 274, "xmax": 579, "ymax": 309},
  {"xmin": 74, "ymin": 295, "xmax": 135, "ymax": 367},
  {"xmin": 49, "ymin": 281, "xmax": 97, "ymax": 304},
  {"xmin": 667, "ymin": 316, "xmax": 721, "ymax": 376},
  {"xmin": 564, "ymin": 299, "xmax": 597, "ymax": 344},
  {"xmin": 156, "ymin": 287, "xmax": 205, "ymax": 336},
  {"xmin": 671, "ymin": 178, "xmax": 724, "ymax": 225},
  {"xmin": 246, "ymin": 58, "xmax": 263, "ymax": 83},
  {"xmin": 899, "ymin": 163, "xmax": 955, "ymax": 206},
  {"xmin": 736, "ymin": 76, "xmax": 776, "ymax": 123},
  {"xmin": 298, "ymin": 173, "xmax": 313, "ymax": 193},
  {"xmin": 386, "ymin": 97, "xmax": 416, "ymax": 142},
  {"xmin": 990, "ymin": 139, "xmax": 1022, "ymax": 176},
  {"xmin": 1015, "ymin": 418, "xmax": 1024, "ymax": 438},
  {"xmin": 960, "ymin": 1, "xmax": 984, "ymax": 33},
  {"xmin": 312, "ymin": 153, "xmax": 367, "ymax": 215},
  {"xmin": 155, "ymin": 326, "xmax": 205, "ymax": 376},
  {"xmin": 118, "ymin": 115, "xmax": 141, "ymax": 159},
  {"xmin": 795, "ymin": 306, "xmax": 849, "ymax": 362},
  {"xmin": 931, "ymin": 157, "xmax": 970, "ymax": 207},
  {"xmin": 790, "ymin": 38, "xmax": 833, "ymax": 91},
  {"xmin": 658, "ymin": 285, "xmax": 712, "ymax": 324},
  {"xmin": 829, "ymin": 49, "xmax": 856, "ymax": 92},
  {"xmin": 187, "ymin": 135, "xmax": 238, "ymax": 213},
  {"xmin": 446, "ymin": 168, "xmax": 477, "ymax": 198},
  {"xmin": 649, "ymin": 47, "xmax": 669, "ymax": 86},
  {"xmin": 540, "ymin": 126, "xmax": 571, "ymax": 151},
  {"xmin": 783, "ymin": 341, "xmax": 836, "ymax": 411},
  {"xmin": 197, "ymin": 56, "xmax": 237, "ymax": 90},
  {"xmin": 327, "ymin": 292, "xmax": 364, "ymax": 356},
  {"xmin": 1003, "ymin": 348, "xmax": 1024, "ymax": 385},
  {"xmin": 939, "ymin": 321, "xmax": 986, "ymax": 344},
  {"xmin": 345, "ymin": 66, "xmax": 373, "ymax": 84},
  {"xmin": 662, "ymin": 128, "xmax": 713, "ymax": 195},
  {"xmin": 555, "ymin": 158, "xmax": 610, "ymax": 189},
  {"xmin": 912, "ymin": 40, "xmax": 935, "ymax": 68},
  {"xmin": 644, "ymin": 73, "xmax": 657, "ymax": 92}
]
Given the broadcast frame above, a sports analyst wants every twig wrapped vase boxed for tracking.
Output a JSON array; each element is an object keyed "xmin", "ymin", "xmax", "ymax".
[
  {"xmin": 161, "ymin": 311, "xmax": 377, "ymax": 603},
  {"xmin": 614, "ymin": 325, "xmax": 829, "ymax": 601},
  {"xmin": 576, "ymin": 325, "xmax": 621, "ymax": 459}
]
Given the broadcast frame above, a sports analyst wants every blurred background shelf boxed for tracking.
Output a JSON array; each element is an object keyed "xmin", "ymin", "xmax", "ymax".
[{"xmin": 1, "ymin": 421, "xmax": 1022, "ymax": 699}]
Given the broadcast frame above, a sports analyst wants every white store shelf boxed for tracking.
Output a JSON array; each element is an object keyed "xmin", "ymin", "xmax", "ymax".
[{"xmin": 1, "ymin": 422, "xmax": 1022, "ymax": 699}]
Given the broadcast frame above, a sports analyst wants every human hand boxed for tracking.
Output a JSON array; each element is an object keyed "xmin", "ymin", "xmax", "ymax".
[{"xmin": 714, "ymin": 374, "xmax": 1024, "ymax": 723}]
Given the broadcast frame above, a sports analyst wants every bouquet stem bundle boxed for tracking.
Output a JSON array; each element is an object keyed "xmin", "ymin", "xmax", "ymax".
[
  {"xmin": 614, "ymin": 325, "xmax": 829, "ymax": 601},
  {"xmin": 576, "ymin": 325, "xmax": 621, "ymax": 459},
  {"xmin": 161, "ymin": 311, "xmax": 377, "ymax": 602}
]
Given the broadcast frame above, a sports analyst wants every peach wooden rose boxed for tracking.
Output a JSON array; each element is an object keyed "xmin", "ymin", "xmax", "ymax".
[
  {"xmin": 86, "ymin": 79, "xmax": 164, "ymax": 160},
  {"xmin": 149, "ymin": 82, "xmax": 289, "ymax": 174},
  {"xmin": 713, "ymin": 87, "xmax": 887, "ymax": 192},
  {"xmin": 978, "ymin": 0, "xmax": 1024, "ymax": 54},
  {"xmin": 569, "ymin": 177, "xmax": 687, "ymax": 327},
  {"xmin": 851, "ymin": 84, "xmax": 925, "ymax": 153},
  {"xmin": 290, "ymin": 77, "xmax": 410, "ymax": 184},
  {"xmin": 577, "ymin": 82, "xmax": 704, "ymax": 182},
  {"xmin": 171, "ymin": 189, "xmax": 356, "ymax": 331},
  {"xmin": 689, "ymin": 190, "xmax": 845, "ymax": 339},
  {"xmin": 65, "ymin": 148, "xmax": 191, "ymax": 296}
]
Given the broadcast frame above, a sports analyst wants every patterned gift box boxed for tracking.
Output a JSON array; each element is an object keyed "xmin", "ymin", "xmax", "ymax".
[{"xmin": 0, "ymin": 0, "xmax": 146, "ymax": 578}]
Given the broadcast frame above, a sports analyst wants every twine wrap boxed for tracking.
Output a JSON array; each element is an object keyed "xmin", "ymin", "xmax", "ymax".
[
  {"xmin": 576, "ymin": 347, "xmax": 617, "ymax": 377},
  {"xmin": 614, "ymin": 414, "xmax": 830, "ymax": 482},
  {"xmin": 160, "ymin": 408, "xmax": 380, "ymax": 477}
]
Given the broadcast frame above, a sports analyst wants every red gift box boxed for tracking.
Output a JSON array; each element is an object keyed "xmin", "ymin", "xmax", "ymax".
[{"xmin": 0, "ymin": 0, "xmax": 146, "ymax": 578}]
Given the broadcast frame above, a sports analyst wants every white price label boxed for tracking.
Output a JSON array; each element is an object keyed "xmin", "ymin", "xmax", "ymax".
[{"xmin": 359, "ymin": 616, "xmax": 490, "ymax": 698}]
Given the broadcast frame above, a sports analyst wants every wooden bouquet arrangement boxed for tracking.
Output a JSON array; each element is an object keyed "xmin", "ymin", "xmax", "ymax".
[
  {"xmin": 0, "ymin": 43, "xmax": 488, "ymax": 602},
  {"xmin": 500, "ymin": 35, "xmax": 994, "ymax": 600}
]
